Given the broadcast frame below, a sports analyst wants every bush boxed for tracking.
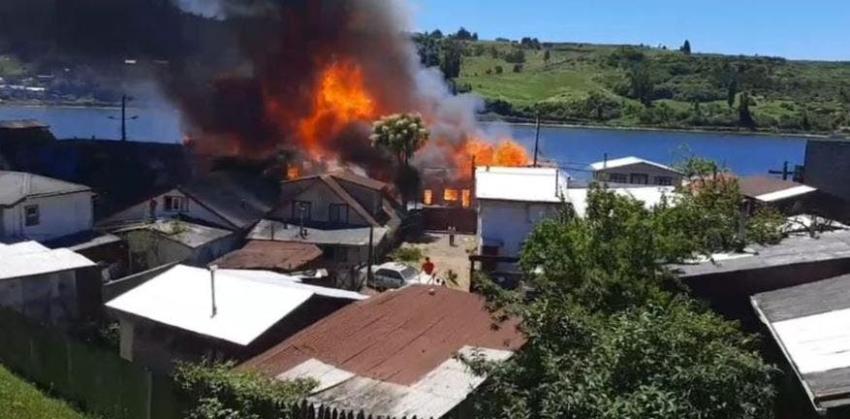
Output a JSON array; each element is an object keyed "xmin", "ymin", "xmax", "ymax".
[
  {"xmin": 174, "ymin": 362, "xmax": 316, "ymax": 419},
  {"xmin": 389, "ymin": 246, "xmax": 424, "ymax": 264}
]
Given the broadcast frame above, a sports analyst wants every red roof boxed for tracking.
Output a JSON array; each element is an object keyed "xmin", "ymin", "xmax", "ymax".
[
  {"xmin": 240, "ymin": 285, "xmax": 525, "ymax": 385},
  {"xmin": 738, "ymin": 176, "xmax": 806, "ymax": 198},
  {"xmin": 211, "ymin": 240, "xmax": 323, "ymax": 272}
]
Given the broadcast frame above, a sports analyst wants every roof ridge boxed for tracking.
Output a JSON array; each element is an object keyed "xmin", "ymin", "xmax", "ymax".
[{"xmin": 320, "ymin": 176, "xmax": 380, "ymax": 227}]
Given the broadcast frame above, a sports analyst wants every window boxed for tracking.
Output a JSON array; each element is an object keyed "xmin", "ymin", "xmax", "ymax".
[
  {"xmin": 376, "ymin": 269, "xmax": 403, "ymax": 280},
  {"xmin": 607, "ymin": 173, "xmax": 628, "ymax": 183},
  {"xmin": 163, "ymin": 196, "xmax": 187, "ymax": 212},
  {"xmin": 24, "ymin": 205, "xmax": 39, "ymax": 226},
  {"xmin": 443, "ymin": 188, "xmax": 460, "ymax": 204},
  {"xmin": 329, "ymin": 204, "xmax": 349, "ymax": 224},
  {"xmin": 292, "ymin": 201, "xmax": 312, "ymax": 221},
  {"xmin": 655, "ymin": 176, "xmax": 673, "ymax": 186},
  {"xmin": 461, "ymin": 189, "xmax": 472, "ymax": 208},
  {"xmin": 423, "ymin": 189, "xmax": 433, "ymax": 206},
  {"xmin": 630, "ymin": 173, "xmax": 649, "ymax": 185}
]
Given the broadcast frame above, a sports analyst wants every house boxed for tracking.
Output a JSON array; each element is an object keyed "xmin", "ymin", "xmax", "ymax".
[
  {"xmin": 104, "ymin": 265, "xmax": 366, "ymax": 373},
  {"xmin": 0, "ymin": 171, "xmax": 94, "ymax": 242},
  {"xmin": 737, "ymin": 175, "xmax": 850, "ymax": 222},
  {"xmin": 752, "ymin": 274, "xmax": 850, "ymax": 416},
  {"xmin": 0, "ymin": 119, "xmax": 54, "ymax": 147},
  {"xmin": 0, "ymin": 241, "xmax": 99, "ymax": 323},
  {"xmin": 100, "ymin": 171, "xmax": 279, "ymax": 232},
  {"xmin": 273, "ymin": 171, "xmax": 401, "ymax": 231},
  {"xmin": 113, "ymin": 219, "xmax": 241, "ymax": 274},
  {"xmin": 673, "ymin": 230, "xmax": 850, "ymax": 325},
  {"xmin": 475, "ymin": 167, "xmax": 567, "ymax": 270},
  {"xmin": 211, "ymin": 240, "xmax": 324, "ymax": 273},
  {"xmin": 239, "ymin": 285, "xmax": 525, "ymax": 419},
  {"xmin": 590, "ymin": 156, "xmax": 684, "ymax": 186},
  {"xmin": 564, "ymin": 184, "xmax": 675, "ymax": 218}
]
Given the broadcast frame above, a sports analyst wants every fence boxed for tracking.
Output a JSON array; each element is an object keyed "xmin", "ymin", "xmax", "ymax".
[
  {"xmin": 0, "ymin": 308, "xmax": 435, "ymax": 419},
  {"xmin": 0, "ymin": 308, "xmax": 183, "ymax": 419}
]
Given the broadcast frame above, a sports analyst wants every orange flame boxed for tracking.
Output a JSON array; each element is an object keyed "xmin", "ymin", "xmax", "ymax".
[
  {"xmin": 297, "ymin": 61, "xmax": 379, "ymax": 158},
  {"xmin": 458, "ymin": 139, "xmax": 530, "ymax": 173}
]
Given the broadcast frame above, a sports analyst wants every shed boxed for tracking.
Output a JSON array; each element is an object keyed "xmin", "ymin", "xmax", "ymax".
[
  {"xmin": 752, "ymin": 274, "xmax": 850, "ymax": 415},
  {"xmin": 105, "ymin": 265, "xmax": 366, "ymax": 372}
]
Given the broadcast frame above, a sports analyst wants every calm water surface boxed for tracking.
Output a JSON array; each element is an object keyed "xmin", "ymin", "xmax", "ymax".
[{"xmin": 0, "ymin": 105, "xmax": 807, "ymax": 179}]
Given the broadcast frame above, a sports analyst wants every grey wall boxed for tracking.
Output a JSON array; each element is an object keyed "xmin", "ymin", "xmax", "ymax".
[{"xmin": 805, "ymin": 141, "xmax": 850, "ymax": 202}]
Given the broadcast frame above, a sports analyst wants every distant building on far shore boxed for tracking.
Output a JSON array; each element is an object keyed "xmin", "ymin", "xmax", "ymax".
[{"xmin": 590, "ymin": 156, "xmax": 684, "ymax": 186}]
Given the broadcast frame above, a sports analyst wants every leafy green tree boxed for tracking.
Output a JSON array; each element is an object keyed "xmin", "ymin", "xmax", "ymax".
[
  {"xmin": 504, "ymin": 48, "xmax": 526, "ymax": 64},
  {"xmin": 370, "ymin": 113, "xmax": 430, "ymax": 167},
  {"xmin": 628, "ymin": 62, "xmax": 655, "ymax": 107},
  {"xmin": 727, "ymin": 79, "xmax": 738, "ymax": 108},
  {"xmin": 543, "ymin": 49, "xmax": 551, "ymax": 63},
  {"xmin": 471, "ymin": 184, "xmax": 778, "ymax": 419},
  {"xmin": 439, "ymin": 39, "xmax": 463, "ymax": 79},
  {"xmin": 680, "ymin": 39, "xmax": 692, "ymax": 55},
  {"xmin": 429, "ymin": 29, "xmax": 444, "ymax": 39},
  {"xmin": 739, "ymin": 91, "xmax": 756, "ymax": 129},
  {"xmin": 454, "ymin": 27, "xmax": 474, "ymax": 40}
]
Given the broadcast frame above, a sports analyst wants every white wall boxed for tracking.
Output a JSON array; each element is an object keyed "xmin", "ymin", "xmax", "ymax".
[
  {"xmin": 2, "ymin": 191, "xmax": 93, "ymax": 242},
  {"xmin": 478, "ymin": 200, "xmax": 560, "ymax": 259},
  {"xmin": 279, "ymin": 182, "xmax": 370, "ymax": 226},
  {"xmin": 595, "ymin": 163, "xmax": 683, "ymax": 186},
  {"xmin": 101, "ymin": 189, "xmax": 234, "ymax": 230}
]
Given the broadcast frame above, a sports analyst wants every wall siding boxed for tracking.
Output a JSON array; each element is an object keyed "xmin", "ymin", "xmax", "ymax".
[{"xmin": 2, "ymin": 191, "xmax": 93, "ymax": 241}]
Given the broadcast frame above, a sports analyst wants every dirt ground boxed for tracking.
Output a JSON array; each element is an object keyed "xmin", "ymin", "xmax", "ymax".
[{"xmin": 403, "ymin": 232, "xmax": 478, "ymax": 292}]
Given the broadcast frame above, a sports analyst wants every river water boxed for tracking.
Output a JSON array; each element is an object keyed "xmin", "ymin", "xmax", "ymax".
[{"xmin": 0, "ymin": 105, "xmax": 808, "ymax": 179}]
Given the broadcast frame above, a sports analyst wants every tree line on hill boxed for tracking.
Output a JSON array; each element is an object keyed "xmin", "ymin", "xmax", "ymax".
[{"xmin": 414, "ymin": 30, "xmax": 850, "ymax": 134}]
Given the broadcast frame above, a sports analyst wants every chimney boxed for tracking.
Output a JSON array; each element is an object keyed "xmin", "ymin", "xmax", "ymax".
[{"xmin": 209, "ymin": 265, "xmax": 218, "ymax": 318}]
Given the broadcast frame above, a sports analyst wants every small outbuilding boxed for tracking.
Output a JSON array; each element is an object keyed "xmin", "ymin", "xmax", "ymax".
[
  {"xmin": 105, "ymin": 265, "xmax": 366, "ymax": 373},
  {"xmin": 752, "ymin": 274, "xmax": 850, "ymax": 416},
  {"xmin": 211, "ymin": 240, "xmax": 324, "ymax": 273}
]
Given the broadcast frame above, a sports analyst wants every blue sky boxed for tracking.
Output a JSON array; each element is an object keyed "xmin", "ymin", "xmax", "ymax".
[{"xmin": 410, "ymin": 0, "xmax": 850, "ymax": 61}]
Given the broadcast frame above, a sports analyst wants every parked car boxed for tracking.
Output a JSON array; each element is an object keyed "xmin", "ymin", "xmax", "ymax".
[{"xmin": 362, "ymin": 262, "xmax": 437, "ymax": 290}]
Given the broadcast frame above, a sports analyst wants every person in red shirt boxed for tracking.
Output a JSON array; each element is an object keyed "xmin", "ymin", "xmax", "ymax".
[{"xmin": 421, "ymin": 257, "xmax": 435, "ymax": 276}]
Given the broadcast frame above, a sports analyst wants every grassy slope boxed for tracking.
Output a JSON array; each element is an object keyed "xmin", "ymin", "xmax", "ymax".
[
  {"xmin": 0, "ymin": 365, "xmax": 89, "ymax": 419},
  {"xmin": 457, "ymin": 41, "xmax": 850, "ymax": 132}
]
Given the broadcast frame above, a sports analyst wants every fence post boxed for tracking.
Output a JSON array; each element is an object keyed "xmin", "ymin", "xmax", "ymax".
[{"xmin": 145, "ymin": 370, "xmax": 153, "ymax": 419}]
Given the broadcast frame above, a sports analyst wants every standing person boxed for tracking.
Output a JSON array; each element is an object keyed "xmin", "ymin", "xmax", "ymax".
[{"xmin": 422, "ymin": 257, "xmax": 435, "ymax": 277}]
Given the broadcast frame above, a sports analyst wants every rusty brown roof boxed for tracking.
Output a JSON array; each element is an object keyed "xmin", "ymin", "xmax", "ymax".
[
  {"xmin": 738, "ymin": 176, "xmax": 803, "ymax": 198},
  {"xmin": 211, "ymin": 240, "xmax": 323, "ymax": 272},
  {"xmin": 240, "ymin": 285, "xmax": 525, "ymax": 386}
]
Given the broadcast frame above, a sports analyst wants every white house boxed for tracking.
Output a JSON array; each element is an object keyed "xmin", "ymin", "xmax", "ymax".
[
  {"xmin": 475, "ymin": 167, "xmax": 568, "ymax": 267},
  {"xmin": 590, "ymin": 156, "xmax": 684, "ymax": 186},
  {"xmin": 0, "ymin": 171, "xmax": 94, "ymax": 242}
]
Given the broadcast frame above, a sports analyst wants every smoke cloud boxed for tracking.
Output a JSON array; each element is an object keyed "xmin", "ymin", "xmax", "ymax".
[{"xmin": 0, "ymin": 0, "xmax": 521, "ymax": 179}]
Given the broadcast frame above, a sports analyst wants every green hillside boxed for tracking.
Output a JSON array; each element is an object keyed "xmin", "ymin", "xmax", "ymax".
[
  {"xmin": 422, "ymin": 35, "xmax": 850, "ymax": 134},
  {"xmin": 0, "ymin": 365, "xmax": 90, "ymax": 419}
]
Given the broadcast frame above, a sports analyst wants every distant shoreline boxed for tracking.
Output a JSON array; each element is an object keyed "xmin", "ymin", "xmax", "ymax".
[{"xmin": 0, "ymin": 101, "xmax": 843, "ymax": 141}]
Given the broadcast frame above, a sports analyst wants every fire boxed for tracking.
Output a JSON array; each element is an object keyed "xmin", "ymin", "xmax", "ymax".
[
  {"xmin": 459, "ymin": 139, "xmax": 530, "ymax": 173},
  {"xmin": 297, "ymin": 61, "xmax": 378, "ymax": 158}
]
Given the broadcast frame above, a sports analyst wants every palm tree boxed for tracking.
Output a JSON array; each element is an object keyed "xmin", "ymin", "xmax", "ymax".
[{"xmin": 370, "ymin": 113, "xmax": 430, "ymax": 166}]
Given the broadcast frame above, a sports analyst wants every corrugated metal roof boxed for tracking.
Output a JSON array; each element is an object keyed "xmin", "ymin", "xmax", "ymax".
[
  {"xmin": 675, "ymin": 230, "xmax": 850, "ymax": 278},
  {"xmin": 589, "ymin": 156, "xmax": 680, "ymax": 173},
  {"xmin": 241, "ymin": 286, "xmax": 524, "ymax": 418},
  {"xmin": 180, "ymin": 171, "xmax": 279, "ymax": 229},
  {"xmin": 105, "ymin": 265, "xmax": 366, "ymax": 346},
  {"xmin": 738, "ymin": 176, "xmax": 817, "ymax": 202},
  {"xmin": 219, "ymin": 269, "xmax": 368, "ymax": 301},
  {"xmin": 0, "ymin": 171, "xmax": 91, "ymax": 207},
  {"xmin": 475, "ymin": 166, "xmax": 567, "ymax": 203},
  {"xmin": 752, "ymin": 274, "xmax": 850, "ymax": 411},
  {"xmin": 212, "ymin": 241, "xmax": 323, "ymax": 272},
  {"xmin": 248, "ymin": 219, "xmax": 387, "ymax": 246},
  {"xmin": 0, "ymin": 119, "xmax": 49, "ymax": 129},
  {"xmin": 115, "ymin": 219, "xmax": 233, "ymax": 249},
  {"xmin": 0, "ymin": 241, "xmax": 95, "ymax": 281}
]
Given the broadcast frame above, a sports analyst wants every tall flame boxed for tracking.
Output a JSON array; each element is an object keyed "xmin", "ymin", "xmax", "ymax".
[
  {"xmin": 297, "ymin": 61, "xmax": 379, "ymax": 158},
  {"xmin": 458, "ymin": 139, "xmax": 530, "ymax": 173}
]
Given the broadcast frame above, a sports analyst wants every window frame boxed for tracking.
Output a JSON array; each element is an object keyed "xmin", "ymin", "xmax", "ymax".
[
  {"xmin": 629, "ymin": 173, "xmax": 649, "ymax": 185},
  {"xmin": 24, "ymin": 204, "xmax": 40, "ymax": 227},
  {"xmin": 329, "ymin": 203, "xmax": 350, "ymax": 224},
  {"xmin": 655, "ymin": 176, "xmax": 673, "ymax": 186},
  {"xmin": 607, "ymin": 173, "xmax": 628, "ymax": 183},
  {"xmin": 163, "ymin": 195, "xmax": 188, "ymax": 213}
]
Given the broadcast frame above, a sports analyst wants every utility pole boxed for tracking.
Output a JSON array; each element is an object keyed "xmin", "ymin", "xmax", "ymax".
[
  {"xmin": 109, "ymin": 95, "xmax": 138, "ymax": 141},
  {"xmin": 768, "ymin": 161, "xmax": 792, "ymax": 181},
  {"xmin": 533, "ymin": 112, "xmax": 541, "ymax": 167},
  {"xmin": 367, "ymin": 226, "xmax": 374, "ymax": 287}
]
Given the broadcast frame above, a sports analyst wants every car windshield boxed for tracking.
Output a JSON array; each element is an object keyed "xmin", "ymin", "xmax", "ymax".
[{"xmin": 399, "ymin": 266, "xmax": 419, "ymax": 281}]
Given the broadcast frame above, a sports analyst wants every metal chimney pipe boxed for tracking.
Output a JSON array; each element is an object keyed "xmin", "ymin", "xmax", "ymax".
[{"xmin": 209, "ymin": 265, "xmax": 218, "ymax": 318}]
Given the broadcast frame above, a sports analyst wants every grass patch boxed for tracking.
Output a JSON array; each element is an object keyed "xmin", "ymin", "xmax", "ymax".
[{"xmin": 0, "ymin": 364, "xmax": 90, "ymax": 419}]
